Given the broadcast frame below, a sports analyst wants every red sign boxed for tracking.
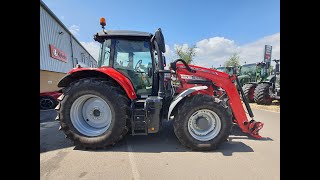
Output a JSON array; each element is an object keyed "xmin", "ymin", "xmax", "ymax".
[
  {"xmin": 49, "ymin": 44, "xmax": 67, "ymax": 62},
  {"xmin": 263, "ymin": 45, "xmax": 272, "ymax": 63}
]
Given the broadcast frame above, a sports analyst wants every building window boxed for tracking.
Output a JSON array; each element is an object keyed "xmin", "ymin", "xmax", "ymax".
[
  {"xmin": 81, "ymin": 53, "xmax": 85, "ymax": 63},
  {"xmin": 74, "ymin": 58, "xmax": 78, "ymax": 65}
]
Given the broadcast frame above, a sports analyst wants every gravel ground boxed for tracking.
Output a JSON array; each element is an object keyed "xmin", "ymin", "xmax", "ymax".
[{"xmin": 249, "ymin": 101, "xmax": 280, "ymax": 112}]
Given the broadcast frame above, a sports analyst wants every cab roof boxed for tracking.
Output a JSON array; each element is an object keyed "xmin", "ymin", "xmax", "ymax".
[
  {"xmin": 96, "ymin": 30, "xmax": 152, "ymax": 37},
  {"xmin": 94, "ymin": 30, "xmax": 153, "ymax": 42}
]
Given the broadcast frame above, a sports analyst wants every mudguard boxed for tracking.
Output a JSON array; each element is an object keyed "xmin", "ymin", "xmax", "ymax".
[
  {"xmin": 167, "ymin": 86, "xmax": 208, "ymax": 120},
  {"xmin": 58, "ymin": 67, "xmax": 137, "ymax": 100}
]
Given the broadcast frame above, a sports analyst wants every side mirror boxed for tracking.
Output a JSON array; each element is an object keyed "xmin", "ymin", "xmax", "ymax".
[
  {"xmin": 155, "ymin": 28, "xmax": 166, "ymax": 53},
  {"xmin": 147, "ymin": 67, "xmax": 153, "ymax": 77}
]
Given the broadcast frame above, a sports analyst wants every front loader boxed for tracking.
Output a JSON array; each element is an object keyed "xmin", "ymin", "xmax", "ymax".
[{"xmin": 55, "ymin": 18, "xmax": 264, "ymax": 151}]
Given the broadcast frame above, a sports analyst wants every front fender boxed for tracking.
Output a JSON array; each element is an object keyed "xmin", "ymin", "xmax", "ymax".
[
  {"xmin": 58, "ymin": 67, "xmax": 137, "ymax": 100},
  {"xmin": 167, "ymin": 86, "xmax": 208, "ymax": 120}
]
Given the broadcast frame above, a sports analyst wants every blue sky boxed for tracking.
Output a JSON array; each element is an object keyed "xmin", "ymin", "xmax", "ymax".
[{"xmin": 42, "ymin": 0, "xmax": 280, "ymax": 67}]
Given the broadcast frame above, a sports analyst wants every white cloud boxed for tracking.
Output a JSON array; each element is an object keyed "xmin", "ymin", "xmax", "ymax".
[
  {"xmin": 80, "ymin": 41, "xmax": 100, "ymax": 61},
  {"xmin": 69, "ymin": 25, "xmax": 80, "ymax": 36},
  {"xmin": 238, "ymin": 33, "xmax": 280, "ymax": 66},
  {"xmin": 194, "ymin": 37, "xmax": 240, "ymax": 67},
  {"xmin": 169, "ymin": 33, "xmax": 280, "ymax": 68}
]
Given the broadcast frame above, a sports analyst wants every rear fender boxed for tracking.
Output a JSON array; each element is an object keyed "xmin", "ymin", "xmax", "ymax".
[
  {"xmin": 58, "ymin": 68, "xmax": 137, "ymax": 100},
  {"xmin": 167, "ymin": 86, "xmax": 208, "ymax": 120}
]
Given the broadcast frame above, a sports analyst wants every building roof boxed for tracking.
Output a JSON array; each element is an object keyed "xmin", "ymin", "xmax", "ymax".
[{"xmin": 40, "ymin": 0, "xmax": 97, "ymax": 62}]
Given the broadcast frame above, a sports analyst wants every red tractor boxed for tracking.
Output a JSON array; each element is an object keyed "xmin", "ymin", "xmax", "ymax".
[{"xmin": 55, "ymin": 18, "xmax": 264, "ymax": 150}]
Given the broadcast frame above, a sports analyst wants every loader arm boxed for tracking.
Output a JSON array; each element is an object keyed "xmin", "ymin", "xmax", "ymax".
[{"xmin": 175, "ymin": 64, "xmax": 264, "ymax": 138}]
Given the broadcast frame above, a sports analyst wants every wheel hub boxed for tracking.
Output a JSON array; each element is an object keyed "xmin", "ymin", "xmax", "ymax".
[
  {"xmin": 188, "ymin": 109, "xmax": 221, "ymax": 141},
  {"xmin": 70, "ymin": 94, "xmax": 112, "ymax": 137},
  {"xmin": 93, "ymin": 109, "xmax": 101, "ymax": 117},
  {"xmin": 195, "ymin": 117, "xmax": 209, "ymax": 130}
]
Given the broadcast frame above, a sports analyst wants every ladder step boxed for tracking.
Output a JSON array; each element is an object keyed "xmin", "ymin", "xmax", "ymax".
[
  {"xmin": 135, "ymin": 99, "xmax": 146, "ymax": 103},
  {"xmin": 131, "ymin": 100, "xmax": 148, "ymax": 135},
  {"xmin": 132, "ymin": 131, "xmax": 148, "ymax": 135}
]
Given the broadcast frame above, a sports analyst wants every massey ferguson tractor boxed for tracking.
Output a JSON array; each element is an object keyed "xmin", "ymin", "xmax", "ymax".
[{"xmin": 55, "ymin": 18, "xmax": 264, "ymax": 151}]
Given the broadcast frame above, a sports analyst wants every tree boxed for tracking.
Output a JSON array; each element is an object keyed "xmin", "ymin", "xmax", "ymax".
[
  {"xmin": 224, "ymin": 53, "xmax": 240, "ymax": 67},
  {"xmin": 174, "ymin": 45, "xmax": 196, "ymax": 64}
]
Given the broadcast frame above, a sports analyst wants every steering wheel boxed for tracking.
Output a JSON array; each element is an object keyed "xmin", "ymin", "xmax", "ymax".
[{"xmin": 134, "ymin": 59, "xmax": 143, "ymax": 72}]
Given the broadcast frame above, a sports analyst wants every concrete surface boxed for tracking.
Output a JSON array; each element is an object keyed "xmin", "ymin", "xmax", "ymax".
[{"xmin": 40, "ymin": 109, "xmax": 280, "ymax": 180}]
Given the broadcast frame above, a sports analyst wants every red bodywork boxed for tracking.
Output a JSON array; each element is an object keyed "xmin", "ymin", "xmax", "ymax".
[
  {"xmin": 174, "ymin": 64, "xmax": 264, "ymax": 138},
  {"xmin": 40, "ymin": 91, "xmax": 62, "ymax": 100},
  {"xmin": 67, "ymin": 67, "xmax": 137, "ymax": 99}
]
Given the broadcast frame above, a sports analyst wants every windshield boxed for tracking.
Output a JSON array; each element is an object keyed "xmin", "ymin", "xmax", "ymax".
[
  {"xmin": 113, "ymin": 39, "xmax": 152, "ymax": 72},
  {"xmin": 241, "ymin": 63, "xmax": 256, "ymax": 76},
  {"xmin": 216, "ymin": 67, "xmax": 226, "ymax": 72}
]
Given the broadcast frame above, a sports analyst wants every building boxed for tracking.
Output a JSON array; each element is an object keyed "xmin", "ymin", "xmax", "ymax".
[{"xmin": 40, "ymin": 1, "xmax": 97, "ymax": 93}]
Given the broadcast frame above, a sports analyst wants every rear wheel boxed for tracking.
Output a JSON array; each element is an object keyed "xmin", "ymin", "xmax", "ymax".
[
  {"xmin": 56, "ymin": 78, "xmax": 130, "ymax": 148},
  {"xmin": 242, "ymin": 84, "xmax": 256, "ymax": 103},
  {"xmin": 254, "ymin": 83, "xmax": 272, "ymax": 105},
  {"xmin": 173, "ymin": 94, "xmax": 232, "ymax": 151}
]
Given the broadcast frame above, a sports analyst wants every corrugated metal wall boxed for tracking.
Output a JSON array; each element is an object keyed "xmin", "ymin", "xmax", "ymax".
[
  {"xmin": 40, "ymin": 3, "xmax": 97, "ymax": 73},
  {"xmin": 71, "ymin": 37, "xmax": 97, "ymax": 67}
]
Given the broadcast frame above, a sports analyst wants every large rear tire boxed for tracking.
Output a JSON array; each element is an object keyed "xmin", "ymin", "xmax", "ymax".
[
  {"xmin": 242, "ymin": 84, "xmax": 256, "ymax": 103},
  {"xmin": 56, "ymin": 78, "xmax": 130, "ymax": 148},
  {"xmin": 254, "ymin": 83, "xmax": 272, "ymax": 105},
  {"xmin": 173, "ymin": 94, "xmax": 232, "ymax": 151}
]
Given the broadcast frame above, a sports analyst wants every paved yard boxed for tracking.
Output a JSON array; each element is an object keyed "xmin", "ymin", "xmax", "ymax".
[{"xmin": 40, "ymin": 109, "xmax": 280, "ymax": 180}]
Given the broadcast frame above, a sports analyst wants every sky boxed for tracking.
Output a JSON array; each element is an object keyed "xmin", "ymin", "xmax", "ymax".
[{"xmin": 42, "ymin": 0, "xmax": 280, "ymax": 68}]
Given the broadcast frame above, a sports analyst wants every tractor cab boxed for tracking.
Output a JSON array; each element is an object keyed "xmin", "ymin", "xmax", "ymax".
[
  {"xmin": 94, "ymin": 18, "xmax": 166, "ymax": 98},
  {"xmin": 96, "ymin": 32, "xmax": 154, "ymax": 97}
]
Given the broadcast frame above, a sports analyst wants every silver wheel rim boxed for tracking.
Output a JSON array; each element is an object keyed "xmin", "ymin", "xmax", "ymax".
[
  {"xmin": 70, "ymin": 94, "xmax": 112, "ymax": 137},
  {"xmin": 187, "ymin": 109, "xmax": 221, "ymax": 141}
]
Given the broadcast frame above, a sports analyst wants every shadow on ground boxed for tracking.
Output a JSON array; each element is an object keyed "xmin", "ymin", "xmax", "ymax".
[
  {"xmin": 229, "ymin": 125, "xmax": 273, "ymax": 141},
  {"xmin": 40, "ymin": 110, "xmax": 271, "ymax": 156},
  {"xmin": 40, "ymin": 121, "xmax": 74, "ymax": 153},
  {"xmin": 40, "ymin": 110, "xmax": 74, "ymax": 153}
]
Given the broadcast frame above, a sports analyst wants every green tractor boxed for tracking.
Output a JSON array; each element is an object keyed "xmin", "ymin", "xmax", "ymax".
[
  {"xmin": 253, "ymin": 59, "xmax": 280, "ymax": 105},
  {"xmin": 242, "ymin": 60, "xmax": 280, "ymax": 105},
  {"xmin": 241, "ymin": 62, "xmax": 269, "ymax": 103},
  {"xmin": 216, "ymin": 64, "xmax": 257, "ymax": 88}
]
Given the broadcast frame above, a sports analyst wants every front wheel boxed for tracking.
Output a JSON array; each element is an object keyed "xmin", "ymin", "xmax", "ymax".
[
  {"xmin": 254, "ymin": 83, "xmax": 273, "ymax": 105},
  {"xmin": 173, "ymin": 94, "xmax": 232, "ymax": 151}
]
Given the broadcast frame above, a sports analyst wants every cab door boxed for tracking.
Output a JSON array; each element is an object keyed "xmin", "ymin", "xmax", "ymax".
[{"xmin": 113, "ymin": 39, "xmax": 153, "ymax": 97}]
